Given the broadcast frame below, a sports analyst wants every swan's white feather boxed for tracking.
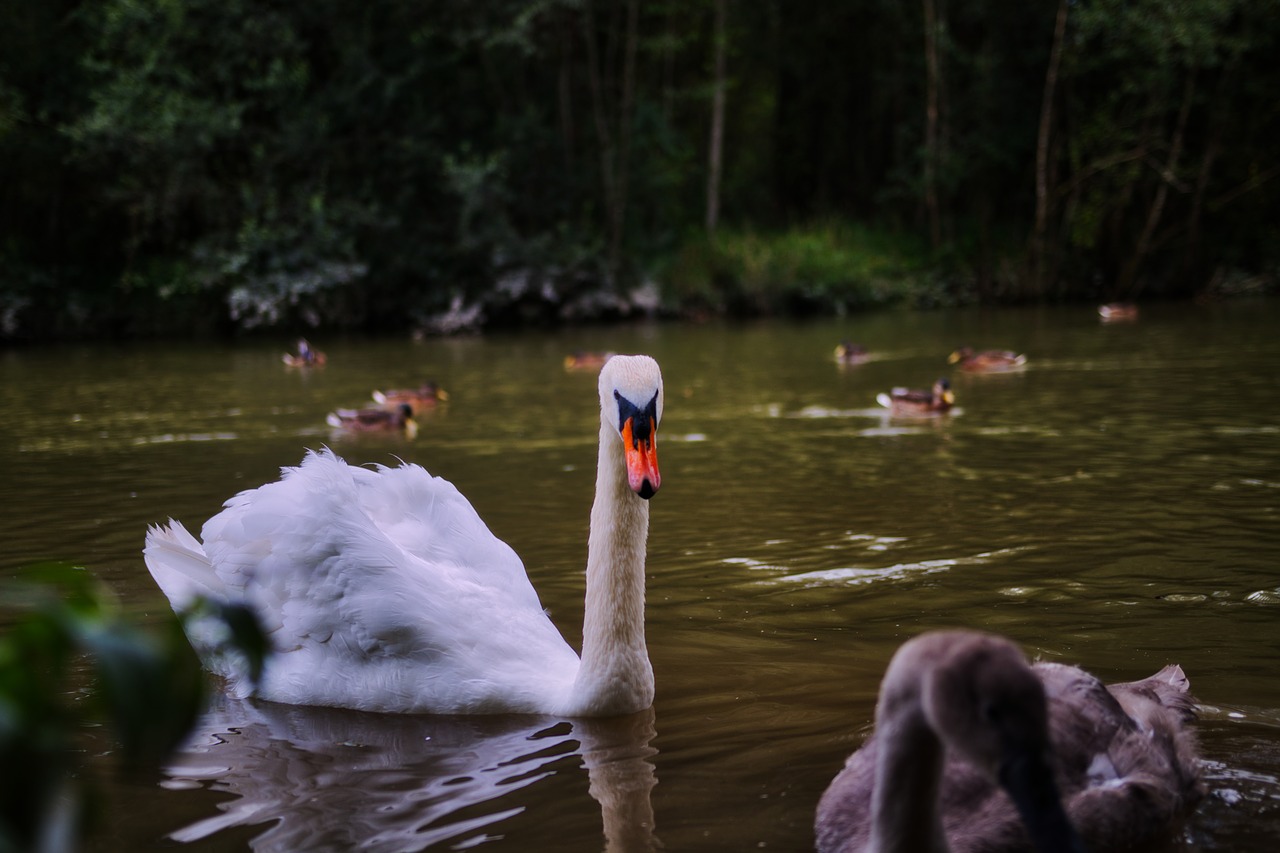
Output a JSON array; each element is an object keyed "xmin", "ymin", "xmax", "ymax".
[
  {"xmin": 144, "ymin": 519, "xmax": 226, "ymax": 605},
  {"xmin": 146, "ymin": 448, "xmax": 581, "ymax": 714}
]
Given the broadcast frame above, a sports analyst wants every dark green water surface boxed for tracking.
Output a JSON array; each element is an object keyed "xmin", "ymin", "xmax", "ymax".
[{"xmin": 2, "ymin": 302, "xmax": 1277, "ymax": 851}]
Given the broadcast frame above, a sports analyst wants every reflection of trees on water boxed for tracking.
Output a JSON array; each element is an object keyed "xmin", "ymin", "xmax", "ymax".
[{"xmin": 162, "ymin": 693, "xmax": 659, "ymax": 852}]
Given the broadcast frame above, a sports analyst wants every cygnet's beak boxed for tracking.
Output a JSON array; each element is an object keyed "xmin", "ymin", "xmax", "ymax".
[{"xmin": 621, "ymin": 415, "xmax": 660, "ymax": 499}]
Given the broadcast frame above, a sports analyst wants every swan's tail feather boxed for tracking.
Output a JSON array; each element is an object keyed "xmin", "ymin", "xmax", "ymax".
[
  {"xmin": 145, "ymin": 520, "xmax": 259, "ymax": 688},
  {"xmin": 144, "ymin": 520, "xmax": 225, "ymax": 610}
]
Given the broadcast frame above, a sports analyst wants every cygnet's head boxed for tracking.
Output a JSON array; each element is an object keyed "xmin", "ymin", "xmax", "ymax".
[{"xmin": 907, "ymin": 632, "xmax": 1084, "ymax": 853}]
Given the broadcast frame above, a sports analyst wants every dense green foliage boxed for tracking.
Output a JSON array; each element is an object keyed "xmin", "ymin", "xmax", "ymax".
[{"xmin": 1, "ymin": 0, "xmax": 1277, "ymax": 340}]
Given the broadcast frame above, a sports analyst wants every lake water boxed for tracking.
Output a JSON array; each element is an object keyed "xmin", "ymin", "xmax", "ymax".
[{"xmin": 2, "ymin": 302, "xmax": 1278, "ymax": 851}]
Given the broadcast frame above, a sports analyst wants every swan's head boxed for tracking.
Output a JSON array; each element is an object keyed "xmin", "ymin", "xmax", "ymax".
[{"xmin": 599, "ymin": 355, "xmax": 663, "ymax": 500}]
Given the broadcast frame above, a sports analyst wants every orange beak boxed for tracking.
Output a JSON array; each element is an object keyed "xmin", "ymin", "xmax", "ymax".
[{"xmin": 621, "ymin": 417, "xmax": 660, "ymax": 499}]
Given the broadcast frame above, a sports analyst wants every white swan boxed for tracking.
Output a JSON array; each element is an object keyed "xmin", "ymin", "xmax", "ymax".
[
  {"xmin": 145, "ymin": 354, "xmax": 663, "ymax": 716},
  {"xmin": 815, "ymin": 630, "xmax": 1202, "ymax": 853}
]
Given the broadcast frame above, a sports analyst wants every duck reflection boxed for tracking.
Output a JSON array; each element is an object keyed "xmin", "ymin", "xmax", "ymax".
[{"xmin": 162, "ymin": 693, "xmax": 659, "ymax": 852}]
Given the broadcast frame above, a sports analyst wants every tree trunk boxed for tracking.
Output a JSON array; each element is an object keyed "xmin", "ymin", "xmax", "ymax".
[
  {"xmin": 582, "ymin": 0, "xmax": 639, "ymax": 285},
  {"xmin": 582, "ymin": 0, "xmax": 617, "ymax": 262},
  {"xmin": 609, "ymin": 0, "xmax": 639, "ymax": 282},
  {"xmin": 1180, "ymin": 133, "xmax": 1218, "ymax": 289},
  {"xmin": 705, "ymin": 0, "xmax": 727, "ymax": 235},
  {"xmin": 1030, "ymin": 0, "xmax": 1068, "ymax": 291},
  {"xmin": 921, "ymin": 0, "xmax": 941, "ymax": 249},
  {"xmin": 1116, "ymin": 71, "xmax": 1196, "ymax": 297},
  {"xmin": 558, "ymin": 13, "xmax": 576, "ymax": 173}
]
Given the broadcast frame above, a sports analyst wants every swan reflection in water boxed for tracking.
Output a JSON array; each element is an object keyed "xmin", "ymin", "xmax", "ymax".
[{"xmin": 161, "ymin": 693, "xmax": 659, "ymax": 852}]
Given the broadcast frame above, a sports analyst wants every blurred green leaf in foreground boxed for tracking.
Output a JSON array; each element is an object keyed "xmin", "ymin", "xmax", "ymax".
[{"xmin": 0, "ymin": 562, "xmax": 265, "ymax": 853}]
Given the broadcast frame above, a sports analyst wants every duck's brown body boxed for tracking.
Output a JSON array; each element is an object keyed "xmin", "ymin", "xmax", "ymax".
[
  {"xmin": 948, "ymin": 347, "xmax": 1027, "ymax": 373},
  {"xmin": 283, "ymin": 339, "xmax": 326, "ymax": 367},
  {"xmin": 565, "ymin": 350, "xmax": 615, "ymax": 370},
  {"xmin": 372, "ymin": 381, "xmax": 448, "ymax": 415},
  {"xmin": 326, "ymin": 403, "xmax": 417, "ymax": 437},
  {"xmin": 834, "ymin": 342, "xmax": 870, "ymax": 365},
  {"xmin": 876, "ymin": 379, "xmax": 955, "ymax": 417},
  {"xmin": 1098, "ymin": 303, "xmax": 1139, "ymax": 323}
]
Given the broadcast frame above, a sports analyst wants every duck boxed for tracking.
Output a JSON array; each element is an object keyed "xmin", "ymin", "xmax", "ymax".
[
  {"xmin": 834, "ymin": 342, "xmax": 871, "ymax": 365},
  {"xmin": 815, "ymin": 630, "xmax": 1202, "ymax": 853},
  {"xmin": 282, "ymin": 338, "xmax": 326, "ymax": 368},
  {"xmin": 143, "ymin": 355, "xmax": 664, "ymax": 716},
  {"xmin": 1098, "ymin": 303, "xmax": 1139, "ymax": 323},
  {"xmin": 325, "ymin": 402, "xmax": 418, "ymax": 438},
  {"xmin": 876, "ymin": 379, "xmax": 955, "ymax": 417},
  {"xmin": 565, "ymin": 350, "xmax": 616, "ymax": 371},
  {"xmin": 948, "ymin": 347, "xmax": 1027, "ymax": 373},
  {"xmin": 371, "ymin": 380, "xmax": 449, "ymax": 414}
]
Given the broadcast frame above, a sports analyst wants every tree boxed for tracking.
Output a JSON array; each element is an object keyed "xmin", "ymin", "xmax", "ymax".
[
  {"xmin": 1052, "ymin": 0, "xmax": 1280, "ymax": 298},
  {"xmin": 921, "ymin": 0, "xmax": 942, "ymax": 249},
  {"xmin": 1029, "ymin": 0, "xmax": 1069, "ymax": 291},
  {"xmin": 2, "ymin": 0, "xmax": 1278, "ymax": 338},
  {"xmin": 705, "ymin": 0, "xmax": 727, "ymax": 235}
]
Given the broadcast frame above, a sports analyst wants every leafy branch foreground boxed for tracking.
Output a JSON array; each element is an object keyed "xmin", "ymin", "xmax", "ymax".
[{"xmin": 0, "ymin": 563, "xmax": 264, "ymax": 853}]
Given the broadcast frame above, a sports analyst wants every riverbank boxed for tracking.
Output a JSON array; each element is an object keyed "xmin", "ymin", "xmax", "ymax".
[{"xmin": 5, "ymin": 220, "xmax": 1274, "ymax": 345}]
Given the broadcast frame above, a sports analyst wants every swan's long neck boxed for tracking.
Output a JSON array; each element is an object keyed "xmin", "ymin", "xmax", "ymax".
[
  {"xmin": 571, "ymin": 419, "xmax": 653, "ymax": 716},
  {"xmin": 870, "ymin": 682, "xmax": 950, "ymax": 853}
]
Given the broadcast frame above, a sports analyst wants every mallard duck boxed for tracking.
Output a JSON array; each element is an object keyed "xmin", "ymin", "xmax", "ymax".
[
  {"xmin": 564, "ymin": 350, "xmax": 616, "ymax": 371},
  {"xmin": 816, "ymin": 630, "xmax": 1202, "ymax": 853},
  {"xmin": 948, "ymin": 346, "xmax": 1027, "ymax": 373},
  {"xmin": 282, "ymin": 338, "xmax": 327, "ymax": 368},
  {"xmin": 326, "ymin": 402, "xmax": 418, "ymax": 438},
  {"xmin": 143, "ymin": 356, "xmax": 664, "ymax": 715},
  {"xmin": 876, "ymin": 379, "xmax": 954, "ymax": 416},
  {"xmin": 1098, "ymin": 303, "xmax": 1139, "ymax": 323},
  {"xmin": 834, "ymin": 342, "xmax": 870, "ymax": 365},
  {"xmin": 371, "ymin": 381, "xmax": 449, "ymax": 415}
]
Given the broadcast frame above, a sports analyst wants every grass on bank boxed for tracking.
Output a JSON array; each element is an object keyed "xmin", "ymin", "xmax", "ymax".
[{"xmin": 661, "ymin": 221, "xmax": 941, "ymax": 317}]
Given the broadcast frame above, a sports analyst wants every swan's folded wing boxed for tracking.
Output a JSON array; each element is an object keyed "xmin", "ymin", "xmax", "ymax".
[
  {"xmin": 1034, "ymin": 662, "xmax": 1132, "ymax": 778},
  {"xmin": 194, "ymin": 449, "xmax": 578, "ymax": 710},
  {"xmin": 355, "ymin": 458, "xmax": 544, "ymax": 611},
  {"xmin": 199, "ymin": 449, "xmax": 543, "ymax": 637},
  {"xmin": 1035, "ymin": 661, "xmax": 1203, "ymax": 849}
]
